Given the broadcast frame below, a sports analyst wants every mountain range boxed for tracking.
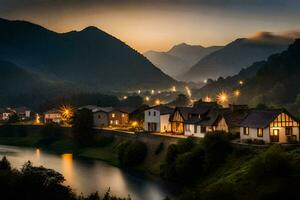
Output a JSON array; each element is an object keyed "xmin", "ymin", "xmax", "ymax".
[
  {"xmin": 181, "ymin": 32, "xmax": 295, "ymax": 82},
  {"xmin": 144, "ymin": 43, "xmax": 222, "ymax": 79},
  {"xmin": 195, "ymin": 38, "xmax": 300, "ymax": 116},
  {"xmin": 0, "ymin": 18, "xmax": 176, "ymax": 93}
]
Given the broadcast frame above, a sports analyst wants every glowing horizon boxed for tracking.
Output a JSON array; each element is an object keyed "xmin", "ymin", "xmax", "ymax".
[{"xmin": 1, "ymin": 0, "xmax": 300, "ymax": 53}]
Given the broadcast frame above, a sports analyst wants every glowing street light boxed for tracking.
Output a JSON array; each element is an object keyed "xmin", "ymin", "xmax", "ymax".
[
  {"xmin": 59, "ymin": 105, "xmax": 73, "ymax": 121},
  {"xmin": 131, "ymin": 121, "xmax": 138, "ymax": 128},
  {"xmin": 123, "ymin": 96, "xmax": 128, "ymax": 100},
  {"xmin": 171, "ymin": 86, "xmax": 176, "ymax": 92},
  {"xmin": 234, "ymin": 89, "xmax": 240, "ymax": 97},
  {"xmin": 35, "ymin": 114, "xmax": 40, "ymax": 124},
  {"xmin": 155, "ymin": 99, "xmax": 161, "ymax": 105},
  {"xmin": 137, "ymin": 90, "xmax": 141, "ymax": 94},
  {"xmin": 204, "ymin": 96, "xmax": 212, "ymax": 102},
  {"xmin": 217, "ymin": 91, "xmax": 229, "ymax": 105},
  {"xmin": 239, "ymin": 80, "xmax": 244, "ymax": 85},
  {"xmin": 145, "ymin": 96, "xmax": 150, "ymax": 101},
  {"xmin": 151, "ymin": 89, "xmax": 155, "ymax": 95}
]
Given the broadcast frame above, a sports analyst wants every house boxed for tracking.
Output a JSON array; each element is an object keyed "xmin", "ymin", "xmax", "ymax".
[
  {"xmin": 44, "ymin": 109, "xmax": 62, "ymax": 124},
  {"xmin": 0, "ymin": 108, "xmax": 15, "ymax": 121},
  {"xmin": 240, "ymin": 109, "xmax": 299, "ymax": 143},
  {"xmin": 144, "ymin": 105, "xmax": 174, "ymax": 133},
  {"xmin": 183, "ymin": 104, "xmax": 249, "ymax": 138},
  {"xmin": 13, "ymin": 107, "xmax": 31, "ymax": 120},
  {"xmin": 91, "ymin": 106, "xmax": 132, "ymax": 127},
  {"xmin": 170, "ymin": 105, "xmax": 213, "ymax": 135}
]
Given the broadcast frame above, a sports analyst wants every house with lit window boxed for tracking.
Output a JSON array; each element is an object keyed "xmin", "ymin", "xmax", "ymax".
[
  {"xmin": 0, "ymin": 108, "xmax": 15, "ymax": 121},
  {"xmin": 44, "ymin": 109, "xmax": 62, "ymax": 124},
  {"xmin": 144, "ymin": 105, "xmax": 174, "ymax": 133},
  {"xmin": 91, "ymin": 106, "xmax": 132, "ymax": 127},
  {"xmin": 240, "ymin": 109, "xmax": 299, "ymax": 143},
  {"xmin": 170, "ymin": 105, "xmax": 214, "ymax": 135},
  {"xmin": 13, "ymin": 107, "xmax": 31, "ymax": 120},
  {"xmin": 183, "ymin": 105, "xmax": 249, "ymax": 138}
]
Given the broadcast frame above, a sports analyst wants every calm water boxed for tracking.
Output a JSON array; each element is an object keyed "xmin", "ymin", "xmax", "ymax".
[{"xmin": 0, "ymin": 145, "xmax": 175, "ymax": 200}]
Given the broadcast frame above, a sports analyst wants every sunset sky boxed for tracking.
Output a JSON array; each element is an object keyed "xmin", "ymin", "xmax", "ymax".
[{"xmin": 1, "ymin": 0, "xmax": 300, "ymax": 52}]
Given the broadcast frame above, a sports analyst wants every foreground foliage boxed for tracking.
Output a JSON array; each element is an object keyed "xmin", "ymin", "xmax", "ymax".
[{"xmin": 0, "ymin": 157, "xmax": 131, "ymax": 200}]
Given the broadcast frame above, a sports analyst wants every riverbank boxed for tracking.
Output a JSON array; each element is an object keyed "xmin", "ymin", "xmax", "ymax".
[{"xmin": 0, "ymin": 124, "xmax": 180, "ymax": 176}]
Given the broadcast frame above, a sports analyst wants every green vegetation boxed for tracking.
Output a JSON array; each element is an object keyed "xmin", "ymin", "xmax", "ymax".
[
  {"xmin": 118, "ymin": 140, "xmax": 148, "ymax": 167},
  {"xmin": 0, "ymin": 157, "xmax": 131, "ymax": 200}
]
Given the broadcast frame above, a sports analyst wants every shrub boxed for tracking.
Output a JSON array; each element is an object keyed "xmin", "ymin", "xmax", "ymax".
[
  {"xmin": 248, "ymin": 145, "xmax": 293, "ymax": 180},
  {"xmin": 242, "ymin": 139, "xmax": 253, "ymax": 144},
  {"xmin": 165, "ymin": 144, "xmax": 179, "ymax": 164},
  {"xmin": 176, "ymin": 138, "xmax": 195, "ymax": 153},
  {"xmin": 96, "ymin": 136, "xmax": 114, "ymax": 147},
  {"xmin": 0, "ymin": 156, "xmax": 11, "ymax": 170},
  {"xmin": 203, "ymin": 131, "xmax": 231, "ymax": 170},
  {"xmin": 118, "ymin": 141, "xmax": 148, "ymax": 167},
  {"xmin": 252, "ymin": 139, "xmax": 265, "ymax": 145},
  {"xmin": 175, "ymin": 146, "xmax": 205, "ymax": 182},
  {"xmin": 155, "ymin": 142, "xmax": 164, "ymax": 155}
]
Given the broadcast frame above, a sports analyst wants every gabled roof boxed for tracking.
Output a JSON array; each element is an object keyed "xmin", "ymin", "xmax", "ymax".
[
  {"xmin": 222, "ymin": 108, "xmax": 249, "ymax": 127},
  {"xmin": 145, "ymin": 105, "xmax": 174, "ymax": 115},
  {"xmin": 45, "ymin": 109, "xmax": 61, "ymax": 114},
  {"xmin": 240, "ymin": 109, "xmax": 283, "ymax": 128},
  {"xmin": 78, "ymin": 105, "xmax": 100, "ymax": 111},
  {"xmin": 197, "ymin": 109, "xmax": 221, "ymax": 126},
  {"xmin": 93, "ymin": 107, "xmax": 114, "ymax": 113},
  {"xmin": 14, "ymin": 107, "xmax": 30, "ymax": 113},
  {"xmin": 115, "ymin": 106, "xmax": 138, "ymax": 114},
  {"xmin": 173, "ymin": 105, "xmax": 211, "ymax": 122}
]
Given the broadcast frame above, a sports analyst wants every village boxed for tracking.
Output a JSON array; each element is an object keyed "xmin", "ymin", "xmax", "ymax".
[{"xmin": 1, "ymin": 92, "xmax": 299, "ymax": 145}]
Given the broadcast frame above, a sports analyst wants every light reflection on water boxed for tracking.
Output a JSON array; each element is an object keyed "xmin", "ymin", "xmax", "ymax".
[{"xmin": 0, "ymin": 145, "xmax": 174, "ymax": 200}]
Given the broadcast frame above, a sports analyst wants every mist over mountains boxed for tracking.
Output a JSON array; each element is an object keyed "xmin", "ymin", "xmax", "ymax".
[
  {"xmin": 181, "ymin": 32, "xmax": 295, "ymax": 82},
  {"xmin": 144, "ymin": 43, "xmax": 222, "ymax": 79}
]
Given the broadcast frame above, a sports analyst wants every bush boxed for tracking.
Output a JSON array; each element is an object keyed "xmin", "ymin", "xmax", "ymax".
[
  {"xmin": 96, "ymin": 136, "xmax": 114, "ymax": 147},
  {"xmin": 176, "ymin": 138, "xmax": 195, "ymax": 153},
  {"xmin": 175, "ymin": 146, "xmax": 205, "ymax": 182},
  {"xmin": 252, "ymin": 139, "xmax": 265, "ymax": 145},
  {"xmin": 242, "ymin": 139, "xmax": 253, "ymax": 144},
  {"xmin": 0, "ymin": 156, "xmax": 11, "ymax": 170},
  {"xmin": 155, "ymin": 142, "xmax": 164, "ymax": 155},
  {"xmin": 248, "ymin": 145, "xmax": 293, "ymax": 180},
  {"xmin": 203, "ymin": 132, "xmax": 231, "ymax": 170},
  {"xmin": 165, "ymin": 144, "xmax": 179, "ymax": 164},
  {"xmin": 118, "ymin": 140, "xmax": 148, "ymax": 167}
]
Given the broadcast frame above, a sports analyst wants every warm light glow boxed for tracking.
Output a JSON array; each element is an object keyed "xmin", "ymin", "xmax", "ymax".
[
  {"xmin": 171, "ymin": 86, "xmax": 176, "ymax": 92},
  {"xmin": 145, "ymin": 96, "xmax": 150, "ymax": 101},
  {"xmin": 59, "ymin": 105, "xmax": 74, "ymax": 121},
  {"xmin": 35, "ymin": 114, "xmax": 40, "ymax": 124},
  {"xmin": 61, "ymin": 153, "xmax": 73, "ymax": 186},
  {"xmin": 234, "ymin": 89, "xmax": 240, "ymax": 97},
  {"xmin": 204, "ymin": 79, "xmax": 207, "ymax": 84},
  {"xmin": 155, "ymin": 99, "xmax": 161, "ymax": 105},
  {"xmin": 239, "ymin": 80, "xmax": 244, "ymax": 85},
  {"xmin": 204, "ymin": 96, "xmax": 212, "ymax": 102},
  {"xmin": 217, "ymin": 91, "xmax": 229, "ymax": 104},
  {"xmin": 131, "ymin": 121, "xmax": 138, "ymax": 127},
  {"xmin": 137, "ymin": 90, "xmax": 141, "ymax": 94},
  {"xmin": 151, "ymin": 89, "xmax": 155, "ymax": 95},
  {"xmin": 158, "ymin": 90, "xmax": 161, "ymax": 94},
  {"xmin": 123, "ymin": 95, "xmax": 128, "ymax": 100},
  {"xmin": 185, "ymin": 86, "xmax": 192, "ymax": 98},
  {"xmin": 36, "ymin": 148, "xmax": 40, "ymax": 159}
]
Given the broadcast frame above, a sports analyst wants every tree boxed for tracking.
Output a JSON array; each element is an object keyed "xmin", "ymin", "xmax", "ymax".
[
  {"xmin": 7, "ymin": 113, "xmax": 20, "ymax": 123},
  {"xmin": 0, "ymin": 156, "xmax": 11, "ymax": 170},
  {"xmin": 71, "ymin": 108, "xmax": 95, "ymax": 146}
]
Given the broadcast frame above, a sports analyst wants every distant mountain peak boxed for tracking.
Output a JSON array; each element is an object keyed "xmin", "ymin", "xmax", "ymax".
[{"xmin": 82, "ymin": 26, "xmax": 101, "ymax": 32}]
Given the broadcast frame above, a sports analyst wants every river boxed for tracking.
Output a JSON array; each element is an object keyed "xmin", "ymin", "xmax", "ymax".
[{"xmin": 0, "ymin": 145, "xmax": 175, "ymax": 200}]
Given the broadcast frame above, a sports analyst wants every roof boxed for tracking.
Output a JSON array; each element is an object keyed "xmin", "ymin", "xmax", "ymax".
[
  {"xmin": 115, "ymin": 107, "xmax": 138, "ymax": 114},
  {"xmin": 78, "ymin": 105, "xmax": 100, "ymax": 111},
  {"xmin": 222, "ymin": 108, "xmax": 249, "ymax": 127},
  {"xmin": 145, "ymin": 105, "xmax": 174, "ymax": 115},
  {"xmin": 173, "ymin": 105, "xmax": 211, "ymax": 123},
  {"xmin": 93, "ymin": 107, "xmax": 114, "ymax": 113},
  {"xmin": 197, "ymin": 109, "xmax": 221, "ymax": 126},
  {"xmin": 240, "ymin": 109, "xmax": 283, "ymax": 128},
  {"xmin": 13, "ymin": 107, "xmax": 30, "ymax": 113}
]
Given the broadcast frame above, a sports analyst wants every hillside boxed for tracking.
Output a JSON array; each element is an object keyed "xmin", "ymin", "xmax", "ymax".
[
  {"xmin": 182, "ymin": 32, "xmax": 294, "ymax": 82},
  {"xmin": 195, "ymin": 39, "xmax": 300, "ymax": 116},
  {"xmin": 0, "ymin": 18, "xmax": 176, "ymax": 91},
  {"xmin": 144, "ymin": 43, "xmax": 222, "ymax": 79},
  {"xmin": 0, "ymin": 59, "xmax": 75, "ymax": 108}
]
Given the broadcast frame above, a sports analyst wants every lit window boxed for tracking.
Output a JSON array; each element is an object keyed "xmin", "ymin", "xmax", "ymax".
[
  {"xmin": 257, "ymin": 128, "xmax": 263, "ymax": 137},
  {"xmin": 112, "ymin": 113, "xmax": 115, "ymax": 118},
  {"xmin": 244, "ymin": 127, "xmax": 249, "ymax": 135},
  {"xmin": 122, "ymin": 113, "xmax": 125, "ymax": 118},
  {"xmin": 110, "ymin": 120, "xmax": 113, "ymax": 124},
  {"xmin": 115, "ymin": 120, "xmax": 119, "ymax": 125}
]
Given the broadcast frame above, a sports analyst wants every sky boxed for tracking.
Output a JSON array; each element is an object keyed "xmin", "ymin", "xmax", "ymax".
[{"xmin": 0, "ymin": 0, "xmax": 300, "ymax": 53}]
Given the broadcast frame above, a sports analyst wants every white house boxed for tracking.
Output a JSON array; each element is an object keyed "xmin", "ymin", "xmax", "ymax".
[
  {"xmin": 240, "ymin": 109, "xmax": 299, "ymax": 143},
  {"xmin": 144, "ymin": 105, "xmax": 174, "ymax": 133},
  {"xmin": 13, "ymin": 107, "xmax": 31, "ymax": 120},
  {"xmin": 0, "ymin": 108, "xmax": 15, "ymax": 121},
  {"xmin": 44, "ymin": 109, "xmax": 62, "ymax": 124}
]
